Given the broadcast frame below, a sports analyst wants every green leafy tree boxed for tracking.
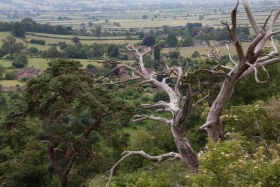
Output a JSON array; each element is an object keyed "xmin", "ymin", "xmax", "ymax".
[
  {"xmin": 223, "ymin": 100, "xmax": 280, "ymax": 141},
  {"xmin": 153, "ymin": 91, "xmax": 169, "ymax": 102},
  {"xmin": 187, "ymin": 135, "xmax": 280, "ymax": 186},
  {"xmin": 71, "ymin": 36, "xmax": 80, "ymax": 44},
  {"xmin": 21, "ymin": 17, "xmax": 35, "ymax": 32},
  {"xmin": 162, "ymin": 25, "xmax": 169, "ymax": 33},
  {"xmin": 95, "ymin": 26, "xmax": 101, "ymax": 38},
  {"xmin": 2, "ymin": 59, "xmax": 134, "ymax": 187},
  {"xmin": 43, "ymin": 46, "xmax": 65, "ymax": 59},
  {"xmin": 191, "ymin": 51, "xmax": 200, "ymax": 58},
  {"xmin": 108, "ymin": 44, "xmax": 119, "ymax": 57},
  {"xmin": 88, "ymin": 43, "xmax": 104, "ymax": 58},
  {"xmin": 199, "ymin": 15, "xmax": 204, "ymax": 20},
  {"xmin": 54, "ymin": 25, "xmax": 67, "ymax": 35},
  {"xmin": 29, "ymin": 47, "xmax": 39, "ymax": 55},
  {"xmin": 4, "ymin": 71, "xmax": 15, "ymax": 80},
  {"xmin": 169, "ymin": 50, "xmax": 180, "ymax": 59},
  {"xmin": 182, "ymin": 36, "xmax": 194, "ymax": 47},
  {"xmin": 12, "ymin": 22, "xmax": 25, "ymax": 37},
  {"xmin": 87, "ymin": 64, "xmax": 96, "ymax": 68},
  {"xmin": 12, "ymin": 54, "xmax": 28, "ymax": 68},
  {"xmin": 171, "ymin": 59, "xmax": 179, "ymax": 66},
  {"xmin": 64, "ymin": 45, "xmax": 78, "ymax": 58},
  {"xmin": 143, "ymin": 55, "xmax": 153, "ymax": 68},
  {"xmin": 88, "ymin": 21, "xmax": 93, "ymax": 27},
  {"xmin": 142, "ymin": 36, "xmax": 155, "ymax": 47},
  {"xmin": 58, "ymin": 42, "xmax": 68, "ymax": 50},
  {"xmin": 142, "ymin": 15, "xmax": 148, "ymax": 19},
  {"xmin": 0, "ymin": 64, "xmax": 5, "ymax": 77},
  {"xmin": 0, "ymin": 120, "xmax": 52, "ymax": 187},
  {"xmin": 166, "ymin": 33, "xmax": 178, "ymax": 47},
  {"xmin": 0, "ymin": 48, "xmax": 7, "ymax": 58},
  {"xmin": 1, "ymin": 36, "xmax": 25, "ymax": 59},
  {"xmin": 228, "ymin": 64, "xmax": 280, "ymax": 106},
  {"xmin": 0, "ymin": 94, "xmax": 7, "ymax": 109},
  {"xmin": 138, "ymin": 31, "xmax": 145, "ymax": 39}
]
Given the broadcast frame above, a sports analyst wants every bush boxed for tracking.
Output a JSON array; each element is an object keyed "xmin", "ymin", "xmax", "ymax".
[
  {"xmin": 29, "ymin": 47, "xmax": 39, "ymax": 54},
  {"xmin": 153, "ymin": 91, "xmax": 169, "ymax": 102},
  {"xmin": 5, "ymin": 71, "xmax": 15, "ymax": 80},
  {"xmin": 12, "ymin": 54, "xmax": 28, "ymax": 68},
  {"xmin": 140, "ymin": 95, "xmax": 150, "ymax": 102},
  {"xmin": 30, "ymin": 39, "xmax": 46, "ymax": 45}
]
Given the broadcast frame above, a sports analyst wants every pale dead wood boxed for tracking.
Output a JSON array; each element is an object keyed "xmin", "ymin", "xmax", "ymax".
[
  {"xmin": 94, "ymin": 43, "xmax": 199, "ymax": 185},
  {"xmin": 200, "ymin": 0, "xmax": 280, "ymax": 141}
]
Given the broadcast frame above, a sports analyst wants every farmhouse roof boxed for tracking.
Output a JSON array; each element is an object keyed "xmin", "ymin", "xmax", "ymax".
[
  {"xmin": 176, "ymin": 36, "xmax": 183, "ymax": 41},
  {"xmin": 85, "ymin": 68, "xmax": 99, "ymax": 75},
  {"xmin": 14, "ymin": 66, "xmax": 42, "ymax": 80},
  {"xmin": 119, "ymin": 68, "xmax": 130, "ymax": 81}
]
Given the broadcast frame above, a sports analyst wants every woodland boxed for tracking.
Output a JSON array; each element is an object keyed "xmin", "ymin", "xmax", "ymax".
[{"xmin": 1, "ymin": 0, "xmax": 280, "ymax": 187}]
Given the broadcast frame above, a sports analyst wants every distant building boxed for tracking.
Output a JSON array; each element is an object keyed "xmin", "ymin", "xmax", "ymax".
[
  {"xmin": 14, "ymin": 66, "xmax": 42, "ymax": 80},
  {"xmin": 132, "ymin": 68, "xmax": 155, "ymax": 77},
  {"xmin": 85, "ymin": 68, "xmax": 99, "ymax": 76},
  {"xmin": 142, "ymin": 28, "xmax": 154, "ymax": 34},
  {"xmin": 176, "ymin": 36, "xmax": 183, "ymax": 41},
  {"xmin": 119, "ymin": 68, "xmax": 130, "ymax": 81},
  {"xmin": 1, "ymin": 86, "xmax": 26, "ymax": 92},
  {"xmin": 193, "ymin": 40, "xmax": 207, "ymax": 46}
]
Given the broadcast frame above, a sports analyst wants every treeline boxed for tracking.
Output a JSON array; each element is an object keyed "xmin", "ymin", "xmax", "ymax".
[
  {"xmin": 139, "ymin": 23, "xmax": 252, "ymax": 48},
  {"xmin": 0, "ymin": 20, "xmax": 73, "ymax": 35}
]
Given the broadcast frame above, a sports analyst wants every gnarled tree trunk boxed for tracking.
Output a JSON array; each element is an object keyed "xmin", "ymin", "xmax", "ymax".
[{"xmin": 200, "ymin": 0, "xmax": 280, "ymax": 141}]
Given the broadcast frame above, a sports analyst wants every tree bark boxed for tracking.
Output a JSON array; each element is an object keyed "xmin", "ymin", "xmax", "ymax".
[
  {"xmin": 102, "ymin": 45, "xmax": 199, "ymax": 174},
  {"xmin": 171, "ymin": 84, "xmax": 198, "ymax": 172},
  {"xmin": 47, "ymin": 135, "xmax": 69, "ymax": 187},
  {"xmin": 201, "ymin": 0, "xmax": 280, "ymax": 141}
]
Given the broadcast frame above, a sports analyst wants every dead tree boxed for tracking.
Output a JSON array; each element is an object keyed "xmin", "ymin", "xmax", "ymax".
[
  {"xmin": 200, "ymin": 0, "xmax": 280, "ymax": 141},
  {"xmin": 93, "ymin": 44, "xmax": 206, "ymax": 186}
]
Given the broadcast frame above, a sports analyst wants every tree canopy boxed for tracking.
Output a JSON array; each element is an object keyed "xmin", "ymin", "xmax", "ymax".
[
  {"xmin": 1, "ymin": 59, "xmax": 134, "ymax": 187},
  {"xmin": 1, "ymin": 36, "xmax": 25, "ymax": 59}
]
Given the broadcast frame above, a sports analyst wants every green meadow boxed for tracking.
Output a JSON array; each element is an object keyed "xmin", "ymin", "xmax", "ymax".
[{"xmin": 0, "ymin": 80, "xmax": 24, "ymax": 86}]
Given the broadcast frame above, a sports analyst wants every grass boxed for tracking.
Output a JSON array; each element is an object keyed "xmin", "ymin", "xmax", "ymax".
[
  {"xmin": 0, "ymin": 58, "xmax": 13, "ymax": 68},
  {"xmin": 28, "ymin": 58, "xmax": 104, "ymax": 70},
  {"xmin": 123, "ymin": 124, "xmax": 148, "ymax": 140},
  {"xmin": 0, "ymin": 80, "xmax": 25, "ymax": 86}
]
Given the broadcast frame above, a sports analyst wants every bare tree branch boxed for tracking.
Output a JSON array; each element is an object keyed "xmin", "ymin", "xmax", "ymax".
[
  {"xmin": 91, "ymin": 151, "xmax": 181, "ymax": 187},
  {"xmin": 140, "ymin": 101, "xmax": 170, "ymax": 109},
  {"xmin": 192, "ymin": 94, "xmax": 210, "ymax": 106},
  {"xmin": 94, "ymin": 65, "xmax": 124, "ymax": 84},
  {"xmin": 201, "ymin": 1, "xmax": 280, "ymax": 141},
  {"xmin": 253, "ymin": 65, "xmax": 270, "ymax": 83},
  {"xmin": 92, "ymin": 42, "xmax": 199, "ymax": 184},
  {"xmin": 242, "ymin": 0, "xmax": 261, "ymax": 35},
  {"xmin": 132, "ymin": 114, "xmax": 171, "ymax": 124},
  {"xmin": 226, "ymin": 44, "xmax": 237, "ymax": 65}
]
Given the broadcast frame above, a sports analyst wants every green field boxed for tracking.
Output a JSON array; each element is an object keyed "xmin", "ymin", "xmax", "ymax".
[
  {"xmin": 0, "ymin": 80, "xmax": 25, "ymax": 86},
  {"xmin": 28, "ymin": 58, "xmax": 104, "ymax": 70}
]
